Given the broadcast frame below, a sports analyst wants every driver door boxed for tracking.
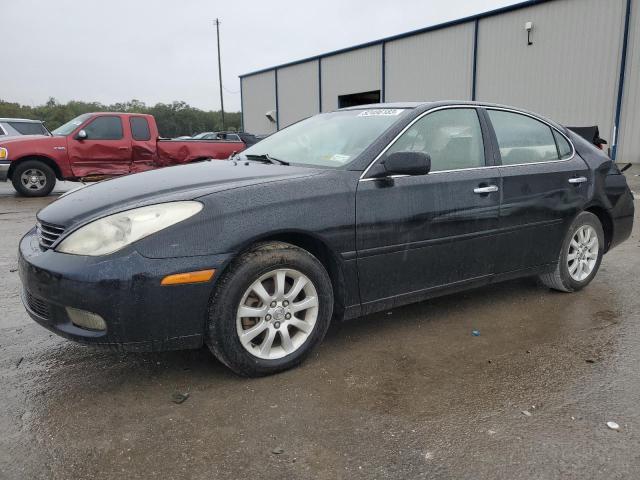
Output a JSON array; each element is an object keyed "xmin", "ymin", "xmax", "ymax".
[
  {"xmin": 68, "ymin": 115, "xmax": 131, "ymax": 177},
  {"xmin": 355, "ymin": 107, "xmax": 502, "ymax": 311}
]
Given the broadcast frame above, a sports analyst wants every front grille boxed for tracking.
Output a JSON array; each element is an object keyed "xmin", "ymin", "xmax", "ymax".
[
  {"xmin": 24, "ymin": 290, "xmax": 52, "ymax": 320},
  {"xmin": 37, "ymin": 221, "xmax": 65, "ymax": 250}
]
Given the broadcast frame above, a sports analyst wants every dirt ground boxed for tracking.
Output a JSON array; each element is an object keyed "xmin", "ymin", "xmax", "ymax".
[{"xmin": 1, "ymin": 173, "xmax": 639, "ymax": 479}]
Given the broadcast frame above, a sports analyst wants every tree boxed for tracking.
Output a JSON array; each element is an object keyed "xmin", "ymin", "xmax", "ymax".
[{"xmin": 0, "ymin": 98, "xmax": 241, "ymax": 137}]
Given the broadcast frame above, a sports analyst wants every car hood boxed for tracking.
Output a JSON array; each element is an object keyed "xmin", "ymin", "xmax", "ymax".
[
  {"xmin": 37, "ymin": 160, "xmax": 324, "ymax": 227},
  {"xmin": 0, "ymin": 134, "xmax": 55, "ymax": 145}
]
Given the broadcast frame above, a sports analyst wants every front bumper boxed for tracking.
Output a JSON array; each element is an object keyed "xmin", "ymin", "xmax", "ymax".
[
  {"xmin": 0, "ymin": 161, "xmax": 9, "ymax": 181},
  {"xmin": 18, "ymin": 228, "xmax": 231, "ymax": 351}
]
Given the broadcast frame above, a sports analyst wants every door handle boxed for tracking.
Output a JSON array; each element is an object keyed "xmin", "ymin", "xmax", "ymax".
[
  {"xmin": 473, "ymin": 185, "xmax": 499, "ymax": 194},
  {"xmin": 568, "ymin": 176, "xmax": 587, "ymax": 184},
  {"xmin": 118, "ymin": 147, "xmax": 129, "ymax": 150}
]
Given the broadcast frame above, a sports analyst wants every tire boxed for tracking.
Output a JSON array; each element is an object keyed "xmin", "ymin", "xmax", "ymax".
[
  {"xmin": 206, "ymin": 241, "xmax": 334, "ymax": 377},
  {"xmin": 11, "ymin": 160, "xmax": 56, "ymax": 197},
  {"xmin": 539, "ymin": 211, "xmax": 604, "ymax": 292}
]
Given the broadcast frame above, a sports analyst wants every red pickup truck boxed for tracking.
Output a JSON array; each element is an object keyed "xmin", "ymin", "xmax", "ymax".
[{"xmin": 0, "ymin": 112, "xmax": 246, "ymax": 196}]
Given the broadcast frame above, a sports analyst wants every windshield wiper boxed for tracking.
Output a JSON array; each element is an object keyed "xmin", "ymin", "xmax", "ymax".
[{"xmin": 244, "ymin": 154, "xmax": 290, "ymax": 166}]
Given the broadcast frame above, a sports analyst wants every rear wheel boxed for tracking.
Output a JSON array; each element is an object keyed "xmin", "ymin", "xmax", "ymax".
[
  {"xmin": 539, "ymin": 211, "xmax": 604, "ymax": 292},
  {"xmin": 11, "ymin": 160, "xmax": 56, "ymax": 197},
  {"xmin": 206, "ymin": 241, "xmax": 333, "ymax": 377}
]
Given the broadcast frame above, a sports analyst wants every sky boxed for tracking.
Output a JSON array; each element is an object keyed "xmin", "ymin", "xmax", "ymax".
[{"xmin": 4, "ymin": 0, "xmax": 517, "ymax": 112}]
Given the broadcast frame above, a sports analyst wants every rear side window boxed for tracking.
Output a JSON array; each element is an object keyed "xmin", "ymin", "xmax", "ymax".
[
  {"xmin": 385, "ymin": 108, "xmax": 485, "ymax": 172},
  {"xmin": 83, "ymin": 116, "xmax": 123, "ymax": 140},
  {"xmin": 130, "ymin": 117, "xmax": 151, "ymax": 141},
  {"xmin": 0, "ymin": 124, "xmax": 5, "ymax": 135},
  {"xmin": 488, "ymin": 110, "xmax": 561, "ymax": 165},
  {"xmin": 553, "ymin": 130, "xmax": 573, "ymax": 159},
  {"xmin": 8, "ymin": 121, "xmax": 48, "ymax": 135}
]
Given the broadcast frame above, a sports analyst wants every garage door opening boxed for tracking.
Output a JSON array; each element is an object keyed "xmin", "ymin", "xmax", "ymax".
[{"xmin": 338, "ymin": 90, "xmax": 381, "ymax": 108}]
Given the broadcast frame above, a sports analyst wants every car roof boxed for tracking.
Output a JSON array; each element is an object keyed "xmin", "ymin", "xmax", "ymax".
[
  {"xmin": 339, "ymin": 102, "xmax": 425, "ymax": 110},
  {"xmin": 338, "ymin": 101, "xmax": 566, "ymax": 130},
  {"xmin": 339, "ymin": 100, "xmax": 544, "ymax": 110},
  {"xmin": 91, "ymin": 112, "xmax": 153, "ymax": 117},
  {"xmin": 0, "ymin": 118, "xmax": 43, "ymax": 123}
]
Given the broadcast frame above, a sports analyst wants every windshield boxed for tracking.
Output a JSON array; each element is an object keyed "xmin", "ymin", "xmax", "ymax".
[
  {"xmin": 51, "ymin": 113, "xmax": 92, "ymax": 136},
  {"xmin": 241, "ymin": 109, "xmax": 408, "ymax": 167}
]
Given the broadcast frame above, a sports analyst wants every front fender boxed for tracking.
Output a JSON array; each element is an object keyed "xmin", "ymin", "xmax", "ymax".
[{"xmin": 133, "ymin": 171, "xmax": 360, "ymax": 259}]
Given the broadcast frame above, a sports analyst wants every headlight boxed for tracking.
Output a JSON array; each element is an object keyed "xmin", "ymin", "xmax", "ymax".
[
  {"xmin": 56, "ymin": 201, "xmax": 203, "ymax": 256},
  {"xmin": 0, "ymin": 147, "xmax": 7, "ymax": 160}
]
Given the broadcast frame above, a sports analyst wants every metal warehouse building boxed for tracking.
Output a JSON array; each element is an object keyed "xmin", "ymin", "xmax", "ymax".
[{"xmin": 240, "ymin": 0, "xmax": 640, "ymax": 164}]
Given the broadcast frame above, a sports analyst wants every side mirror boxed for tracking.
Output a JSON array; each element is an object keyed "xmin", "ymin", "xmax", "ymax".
[
  {"xmin": 75, "ymin": 129, "xmax": 87, "ymax": 140},
  {"xmin": 379, "ymin": 151, "xmax": 431, "ymax": 177}
]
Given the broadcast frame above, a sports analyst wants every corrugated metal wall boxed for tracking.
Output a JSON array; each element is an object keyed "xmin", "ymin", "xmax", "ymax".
[
  {"xmin": 241, "ymin": 0, "xmax": 638, "ymax": 162},
  {"xmin": 385, "ymin": 22, "xmax": 475, "ymax": 102},
  {"xmin": 476, "ymin": 0, "xmax": 626, "ymax": 144},
  {"xmin": 617, "ymin": 0, "xmax": 639, "ymax": 164},
  {"xmin": 320, "ymin": 45, "xmax": 382, "ymax": 112},
  {"xmin": 277, "ymin": 60, "xmax": 320, "ymax": 128},
  {"xmin": 241, "ymin": 71, "xmax": 277, "ymax": 135}
]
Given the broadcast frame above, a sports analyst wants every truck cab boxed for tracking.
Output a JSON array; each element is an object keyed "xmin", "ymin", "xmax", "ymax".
[{"xmin": 0, "ymin": 112, "xmax": 245, "ymax": 196}]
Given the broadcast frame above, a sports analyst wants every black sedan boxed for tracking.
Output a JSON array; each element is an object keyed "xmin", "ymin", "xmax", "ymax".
[{"xmin": 19, "ymin": 102, "xmax": 634, "ymax": 376}]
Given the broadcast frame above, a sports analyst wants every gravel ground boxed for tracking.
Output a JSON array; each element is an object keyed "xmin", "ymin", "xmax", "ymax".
[{"xmin": 0, "ymin": 172, "xmax": 639, "ymax": 479}]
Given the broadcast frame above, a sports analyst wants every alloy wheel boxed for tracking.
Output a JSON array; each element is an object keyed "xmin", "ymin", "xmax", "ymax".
[
  {"xmin": 567, "ymin": 225, "xmax": 598, "ymax": 281},
  {"xmin": 236, "ymin": 268, "xmax": 319, "ymax": 360}
]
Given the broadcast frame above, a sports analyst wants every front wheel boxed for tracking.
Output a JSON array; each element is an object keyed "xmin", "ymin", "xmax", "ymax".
[
  {"xmin": 206, "ymin": 241, "xmax": 333, "ymax": 377},
  {"xmin": 11, "ymin": 160, "xmax": 56, "ymax": 197},
  {"xmin": 539, "ymin": 211, "xmax": 604, "ymax": 292}
]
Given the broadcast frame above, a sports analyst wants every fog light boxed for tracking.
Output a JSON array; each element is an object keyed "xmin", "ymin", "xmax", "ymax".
[{"xmin": 66, "ymin": 307, "xmax": 107, "ymax": 331}]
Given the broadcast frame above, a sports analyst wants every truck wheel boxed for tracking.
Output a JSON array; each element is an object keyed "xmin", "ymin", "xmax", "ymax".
[
  {"xmin": 206, "ymin": 241, "xmax": 334, "ymax": 377},
  {"xmin": 539, "ymin": 212, "xmax": 604, "ymax": 292},
  {"xmin": 11, "ymin": 160, "xmax": 56, "ymax": 197}
]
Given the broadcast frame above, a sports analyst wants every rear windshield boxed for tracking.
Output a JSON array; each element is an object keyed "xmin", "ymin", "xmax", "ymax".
[
  {"xmin": 8, "ymin": 121, "xmax": 48, "ymax": 135},
  {"xmin": 241, "ymin": 109, "xmax": 408, "ymax": 168}
]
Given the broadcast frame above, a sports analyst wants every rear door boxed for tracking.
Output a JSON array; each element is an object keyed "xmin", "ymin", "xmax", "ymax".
[
  {"xmin": 68, "ymin": 115, "xmax": 131, "ymax": 177},
  {"xmin": 129, "ymin": 116, "xmax": 157, "ymax": 172},
  {"xmin": 485, "ymin": 108, "xmax": 589, "ymax": 273},
  {"xmin": 355, "ymin": 107, "xmax": 502, "ymax": 310}
]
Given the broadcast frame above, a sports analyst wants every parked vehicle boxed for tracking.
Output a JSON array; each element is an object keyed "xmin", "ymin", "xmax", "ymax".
[
  {"xmin": 0, "ymin": 112, "xmax": 246, "ymax": 197},
  {"xmin": 194, "ymin": 131, "xmax": 262, "ymax": 147},
  {"xmin": 19, "ymin": 102, "xmax": 634, "ymax": 377},
  {"xmin": 568, "ymin": 126, "xmax": 608, "ymax": 151},
  {"xmin": 0, "ymin": 118, "xmax": 49, "ymax": 137},
  {"xmin": 192, "ymin": 131, "xmax": 215, "ymax": 139}
]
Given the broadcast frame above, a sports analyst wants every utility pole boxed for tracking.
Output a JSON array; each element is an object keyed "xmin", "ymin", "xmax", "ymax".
[{"xmin": 214, "ymin": 18, "xmax": 226, "ymax": 130}]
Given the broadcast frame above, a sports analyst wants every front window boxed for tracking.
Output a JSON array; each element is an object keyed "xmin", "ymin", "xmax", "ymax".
[
  {"xmin": 52, "ymin": 113, "xmax": 92, "ymax": 136},
  {"xmin": 82, "ymin": 116, "xmax": 124, "ymax": 140},
  {"xmin": 384, "ymin": 108, "xmax": 485, "ymax": 172},
  {"xmin": 242, "ymin": 109, "xmax": 408, "ymax": 168}
]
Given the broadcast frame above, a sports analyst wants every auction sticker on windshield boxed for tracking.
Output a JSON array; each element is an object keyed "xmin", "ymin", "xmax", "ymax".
[{"xmin": 358, "ymin": 109, "xmax": 404, "ymax": 117}]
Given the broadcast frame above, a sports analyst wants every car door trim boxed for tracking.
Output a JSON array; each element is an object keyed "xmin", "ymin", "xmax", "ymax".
[
  {"xmin": 357, "ymin": 218, "xmax": 563, "ymax": 258},
  {"xmin": 359, "ymin": 104, "xmax": 577, "ymax": 181}
]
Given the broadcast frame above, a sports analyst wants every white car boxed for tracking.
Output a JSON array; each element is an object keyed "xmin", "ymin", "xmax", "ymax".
[{"xmin": 0, "ymin": 118, "xmax": 49, "ymax": 137}]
